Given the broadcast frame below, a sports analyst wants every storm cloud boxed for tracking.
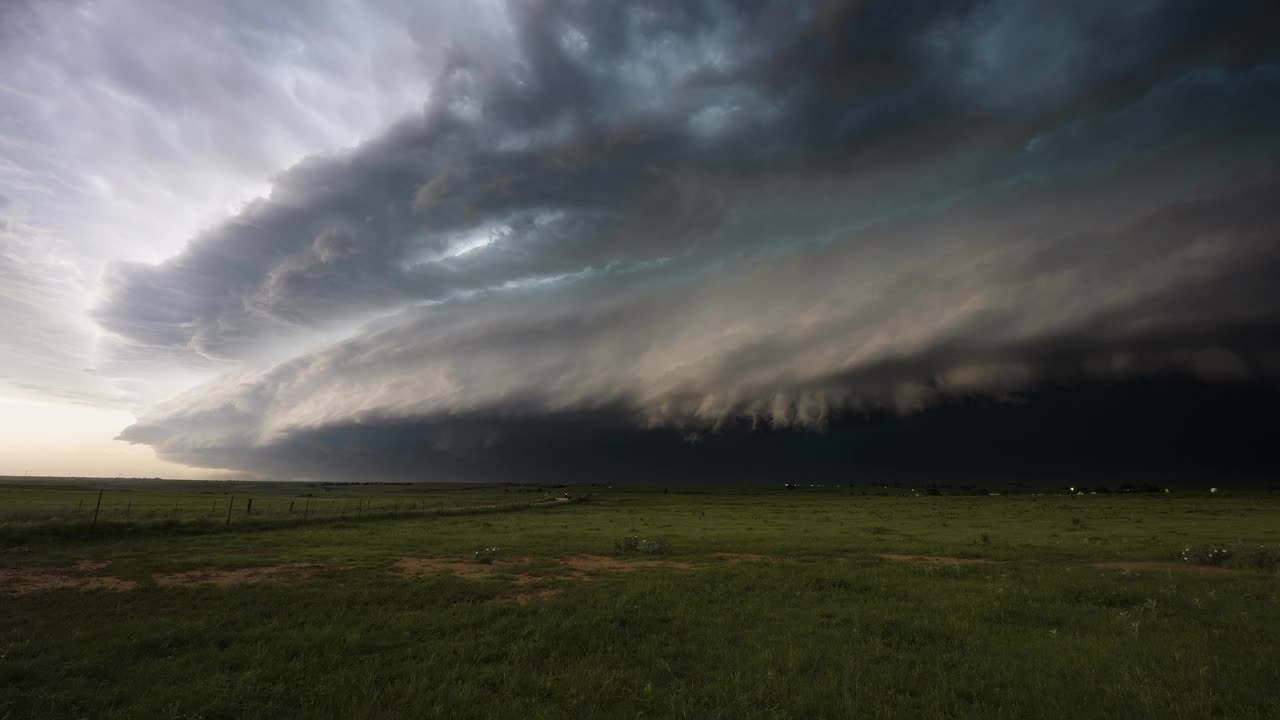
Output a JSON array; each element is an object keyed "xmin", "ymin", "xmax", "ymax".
[{"xmin": 28, "ymin": 0, "xmax": 1280, "ymax": 479}]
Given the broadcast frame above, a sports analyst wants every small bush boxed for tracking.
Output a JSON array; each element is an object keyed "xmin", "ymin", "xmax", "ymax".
[
  {"xmin": 1181, "ymin": 544, "xmax": 1231, "ymax": 566},
  {"xmin": 637, "ymin": 536, "xmax": 672, "ymax": 555},
  {"xmin": 1240, "ymin": 544, "xmax": 1280, "ymax": 571},
  {"xmin": 473, "ymin": 546, "xmax": 501, "ymax": 564},
  {"xmin": 614, "ymin": 535, "xmax": 672, "ymax": 555}
]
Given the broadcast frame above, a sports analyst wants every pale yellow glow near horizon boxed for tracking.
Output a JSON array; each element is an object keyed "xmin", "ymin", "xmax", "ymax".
[{"xmin": 0, "ymin": 396, "xmax": 218, "ymax": 479}]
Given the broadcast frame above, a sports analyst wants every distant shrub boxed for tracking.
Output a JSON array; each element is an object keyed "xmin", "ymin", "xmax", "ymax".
[
  {"xmin": 1176, "ymin": 544, "xmax": 1280, "ymax": 570},
  {"xmin": 638, "ymin": 536, "xmax": 672, "ymax": 555},
  {"xmin": 981, "ymin": 533, "xmax": 991, "ymax": 545},
  {"xmin": 1239, "ymin": 545, "xmax": 1280, "ymax": 571},
  {"xmin": 473, "ymin": 546, "xmax": 501, "ymax": 564},
  {"xmin": 614, "ymin": 535, "xmax": 672, "ymax": 555},
  {"xmin": 1181, "ymin": 544, "xmax": 1231, "ymax": 566}
]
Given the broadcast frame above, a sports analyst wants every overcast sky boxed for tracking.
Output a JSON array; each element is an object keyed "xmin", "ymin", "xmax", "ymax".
[{"xmin": 2, "ymin": 0, "xmax": 1278, "ymax": 480}]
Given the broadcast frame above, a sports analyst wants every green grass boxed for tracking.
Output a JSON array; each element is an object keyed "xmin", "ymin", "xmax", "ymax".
[{"xmin": 2, "ymin": 482, "xmax": 1279, "ymax": 719}]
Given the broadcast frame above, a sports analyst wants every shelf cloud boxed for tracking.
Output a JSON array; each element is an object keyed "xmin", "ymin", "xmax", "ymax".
[{"xmin": 6, "ymin": 1, "xmax": 1279, "ymax": 480}]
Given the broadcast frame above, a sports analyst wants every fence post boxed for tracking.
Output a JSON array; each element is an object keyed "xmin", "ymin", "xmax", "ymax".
[
  {"xmin": 226, "ymin": 495, "xmax": 234, "ymax": 527},
  {"xmin": 304, "ymin": 496, "xmax": 310, "ymax": 520},
  {"xmin": 126, "ymin": 501, "xmax": 131, "ymax": 519},
  {"xmin": 247, "ymin": 498, "xmax": 253, "ymax": 515},
  {"xmin": 92, "ymin": 490, "xmax": 103, "ymax": 528},
  {"xmin": 289, "ymin": 500, "xmax": 295, "ymax": 513}
]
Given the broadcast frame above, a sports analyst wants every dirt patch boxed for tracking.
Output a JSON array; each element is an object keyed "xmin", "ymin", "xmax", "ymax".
[
  {"xmin": 154, "ymin": 563, "xmax": 315, "ymax": 587},
  {"xmin": 397, "ymin": 554, "xmax": 697, "ymax": 605},
  {"xmin": 394, "ymin": 557, "xmax": 538, "ymax": 585},
  {"xmin": 74, "ymin": 560, "xmax": 110, "ymax": 573},
  {"xmin": 0, "ymin": 567, "xmax": 136, "ymax": 595},
  {"xmin": 708, "ymin": 552, "xmax": 779, "ymax": 563},
  {"xmin": 561, "ymin": 555, "xmax": 696, "ymax": 573},
  {"xmin": 1092, "ymin": 561, "xmax": 1237, "ymax": 576},
  {"xmin": 494, "ymin": 587, "xmax": 566, "ymax": 605},
  {"xmin": 880, "ymin": 553, "xmax": 998, "ymax": 565},
  {"xmin": 397, "ymin": 555, "xmax": 694, "ymax": 580}
]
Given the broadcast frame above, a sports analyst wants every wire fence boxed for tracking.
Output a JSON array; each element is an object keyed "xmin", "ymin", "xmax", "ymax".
[{"xmin": 0, "ymin": 485, "xmax": 571, "ymax": 533}]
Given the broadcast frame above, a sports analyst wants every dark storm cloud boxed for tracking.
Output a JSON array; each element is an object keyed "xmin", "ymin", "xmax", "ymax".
[
  {"xmin": 166, "ymin": 381, "xmax": 1280, "ymax": 484},
  {"xmin": 121, "ymin": 165, "xmax": 1280, "ymax": 478},
  {"xmin": 101, "ymin": 0, "xmax": 1280, "ymax": 363},
  {"xmin": 108, "ymin": 0, "xmax": 1280, "ymax": 479}
]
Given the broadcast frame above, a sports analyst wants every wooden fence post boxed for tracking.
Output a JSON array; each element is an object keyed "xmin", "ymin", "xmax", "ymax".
[
  {"xmin": 226, "ymin": 495, "xmax": 234, "ymax": 527},
  {"xmin": 92, "ymin": 490, "xmax": 103, "ymax": 528},
  {"xmin": 304, "ymin": 496, "xmax": 310, "ymax": 520},
  {"xmin": 246, "ymin": 498, "xmax": 253, "ymax": 515}
]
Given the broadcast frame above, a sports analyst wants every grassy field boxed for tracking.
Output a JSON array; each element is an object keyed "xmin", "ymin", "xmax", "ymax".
[
  {"xmin": 2, "ymin": 480, "xmax": 1279, "ymax": 719},
  {"xmin": 0, "ymin": 478, "xmax": 556, "ymax": 531}
]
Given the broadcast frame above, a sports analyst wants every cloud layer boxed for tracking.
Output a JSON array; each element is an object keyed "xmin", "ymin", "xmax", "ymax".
[{"xmin": 17, "ymin": 0, "xmax": 1280, "ymax": 479}]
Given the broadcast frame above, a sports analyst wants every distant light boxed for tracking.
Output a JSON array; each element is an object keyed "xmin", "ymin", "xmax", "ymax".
[
  {"xmin": 1069, "ymin": 487, "xmax": 1075, "ymax": 492},
  {"xmin": 1210, "ymin": 487, "xmax": 1218, "ymax": 493}
]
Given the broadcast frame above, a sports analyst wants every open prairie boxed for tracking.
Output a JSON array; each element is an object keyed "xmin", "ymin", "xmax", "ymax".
[{"xmin": 2, "ymin": 480, "xmax": 1278, "ymax": 719}]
